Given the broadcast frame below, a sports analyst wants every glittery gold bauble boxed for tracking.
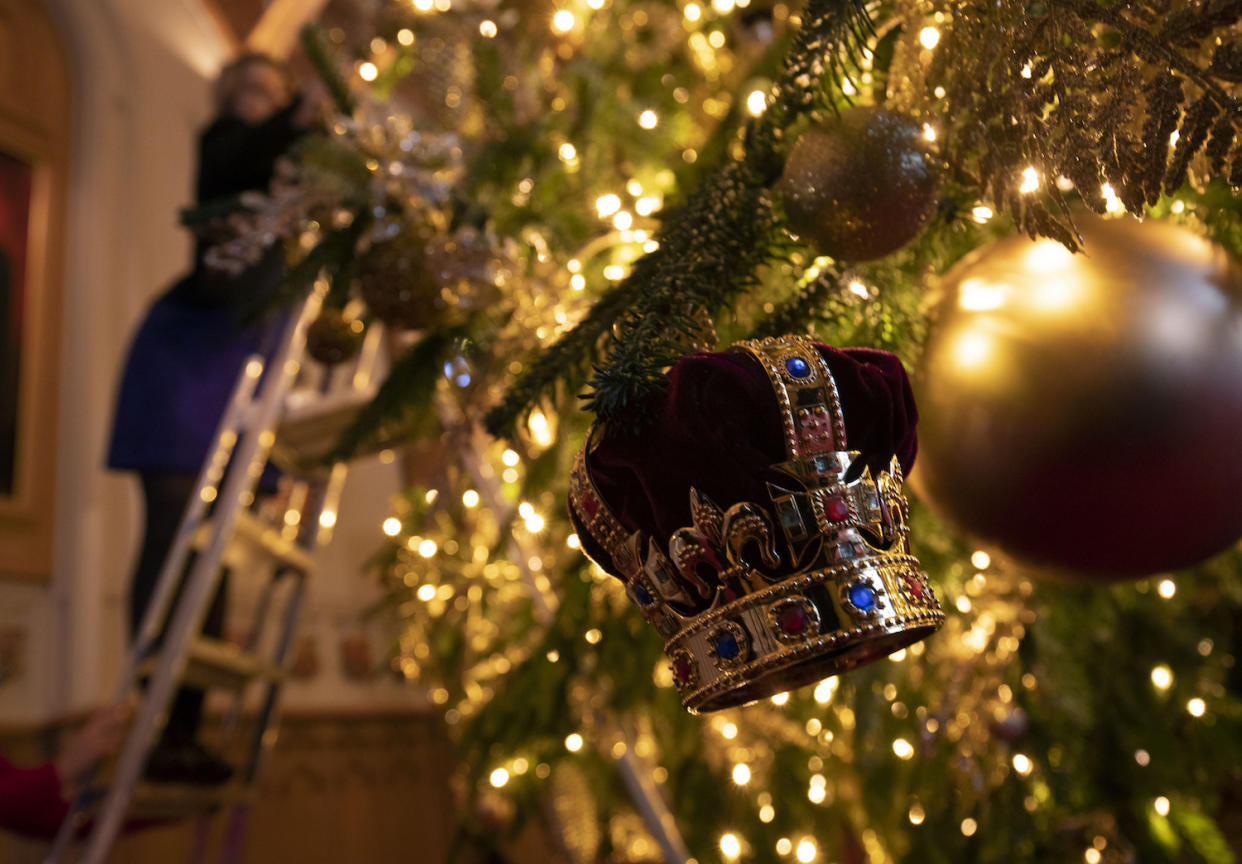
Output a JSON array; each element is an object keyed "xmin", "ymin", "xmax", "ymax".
[
  {"xmin": 357, "ymin": 234, "xmax": 442, "ymax": 330},
  {"xmin": 305, "ymin": 308, "xmax": 364, "ymax": 365},
  {"xmin": 780, "ymin": 107, "xmax": 940, "ymax": 261},
  {"xmin": 916, "ymin": 216, "xmax": 1242, "ymax": 580}
]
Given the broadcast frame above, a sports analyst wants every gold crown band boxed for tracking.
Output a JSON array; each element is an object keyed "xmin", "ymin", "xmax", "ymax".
[
  {"xmin": 667, "ymin": 551, "xmax": 941, "ymax": 712},
  {"xmin": 733, "ymin": 337, "xmax": 848, "ymax": 459},
  {"xmin": 569, "ymin": 437, "xmax": 634, "ymax": 576}
]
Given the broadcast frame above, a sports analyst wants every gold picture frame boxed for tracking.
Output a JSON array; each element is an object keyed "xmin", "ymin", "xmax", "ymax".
[{"xmin": 0, "ymin": 0, "xmax": 70, "ymax": 580}]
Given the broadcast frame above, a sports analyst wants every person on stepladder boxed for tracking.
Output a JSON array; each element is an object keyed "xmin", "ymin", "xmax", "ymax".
[{"xmin": 107, "ymin": 53, "xmax": 326, "ymax": 786}]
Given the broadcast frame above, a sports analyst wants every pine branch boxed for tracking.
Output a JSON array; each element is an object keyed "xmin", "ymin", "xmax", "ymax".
[
  {"xmin": 329, "ymin": 318, "xmax": 478, "ymax": 461},
  {"xmin": 749, "ymin": 265, "xmax": 844, "ymax": 340},
  {"xmin": 484, "ymin": 0, "xmax": 871, "ymax": 439},
  {"xmin": 241, "ymin": 214, "xmax": 370, "ymax": 323},
  {"xmin": 301, "ymin": 23, "xmax": 357, "ymax": 115}
]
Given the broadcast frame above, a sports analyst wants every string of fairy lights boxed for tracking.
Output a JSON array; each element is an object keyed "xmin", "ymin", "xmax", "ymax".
[{"xmin": 320, "ymin": 2, "xmax": 1233, "ymax": 862}]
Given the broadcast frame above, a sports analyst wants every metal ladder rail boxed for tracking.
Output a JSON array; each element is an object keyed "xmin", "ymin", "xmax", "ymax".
[
  {"xmin": 198, "ymin": 325, "xmax": 383, "ymax": 864},
  {"xmin": 208, "ymin": 463, "xmax": 349, "ymax": 864},
  {"xmin": 53, "ymin": 286, "xmax": 326, "ymax": 864}
]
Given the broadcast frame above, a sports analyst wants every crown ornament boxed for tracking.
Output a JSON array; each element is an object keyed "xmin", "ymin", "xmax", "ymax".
[{"xmin": 569, "ymin": 335, "xmax": 943, "ymax": 713}]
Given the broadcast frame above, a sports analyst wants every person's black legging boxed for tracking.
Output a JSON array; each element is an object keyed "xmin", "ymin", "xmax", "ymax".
[{"xmin": 129, "ymin": 471, "xmax": 228, "ymax": 741}]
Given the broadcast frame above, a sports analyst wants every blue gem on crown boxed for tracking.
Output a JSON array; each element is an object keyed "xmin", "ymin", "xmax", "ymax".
[
  {"xmin": 848, "ymin": 582, "xmax": 877, "ymax": 612},
  {"xmin": 714, "ymin": 631, "xmax": 741, "ymax": 660},
  {"xmin": 785, "ymin": 356, "xmax": 812, "ymax": 378}
]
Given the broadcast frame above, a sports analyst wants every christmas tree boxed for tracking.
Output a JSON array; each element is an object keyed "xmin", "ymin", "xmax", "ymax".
[{"xmin": 206, "ymin": 1, "xmax": 1242, "ymax": 861}]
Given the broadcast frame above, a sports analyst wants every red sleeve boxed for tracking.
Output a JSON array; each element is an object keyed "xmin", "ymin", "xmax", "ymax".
[{"xmin": 0, "ymin": 754, "xmax": 69, "ymax": 840}]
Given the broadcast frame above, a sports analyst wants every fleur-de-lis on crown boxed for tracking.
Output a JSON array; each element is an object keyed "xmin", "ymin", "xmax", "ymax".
[
  {"xmin": 668, "ymin": 489, "xmax": 781, "ymax": 606},
  {"xmin": 766, "ymin": 451, "xmax": 909, "ymax": 569}
]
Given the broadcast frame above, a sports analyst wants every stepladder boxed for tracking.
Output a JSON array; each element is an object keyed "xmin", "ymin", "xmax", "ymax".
[{"xmin": 47, "ymin": 283, "xmax": 385, "ymax": 864}]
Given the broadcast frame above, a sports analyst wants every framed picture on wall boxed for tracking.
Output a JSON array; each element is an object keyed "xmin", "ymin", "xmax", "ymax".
[
  {"xmin": 0, "ymin": 149, "xmax": 33, "ymax": 499},
  {"xmin": 0, "ymin": 0, "xmax": 69, "ymax": 580}
]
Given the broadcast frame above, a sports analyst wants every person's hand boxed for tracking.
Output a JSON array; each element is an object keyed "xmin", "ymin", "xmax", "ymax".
[
  {"xmin": 55, "ymin": 702, "xmax": 132, "ymax": 794},
  {"xmin": 292, "ymin": 79, "xmax": 330, "ymax": 129}
]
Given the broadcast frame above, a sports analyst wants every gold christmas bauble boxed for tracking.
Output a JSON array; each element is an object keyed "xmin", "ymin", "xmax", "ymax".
[
  {"xmin": 357, "ymin": 233, "xmax": 442, "ymax": 330},
  {"xmin": 915, "ymin": 215, "xmax": 1242, "ymax": 579},
  {"xmin": 780, "ymin": 107, "xmax": 940, "ymax": 261}
]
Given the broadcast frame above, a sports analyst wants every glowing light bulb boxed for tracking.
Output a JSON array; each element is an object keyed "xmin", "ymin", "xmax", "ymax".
[
  {"xmin": 502, "ymin": 449, "xmax": 520, "ymax": 467},
  {"xmin": 552, "ymin": 9, "xmax": 576, "ymax": 32},
  {"xmin": 1154, "ymin": 796, "xmax": 1170, "ymax": 816},
  {"xmin": 892, "ymin": 738, "xmax": 914, "ymax": 759},
  {"xmin": 566, "ymin": 533, "xmax": 581, "ymax": 550},
  {"xmin": 759, "ymin": 804, "xmax": 775, "ymax": 822},
  {"xmin": 1158, "ymin": 578, "xmax": 1176, "ymax": 599},
  {"xmin": 565, "ymin": 733, "xmax": 584, "ymax": 752},
  {"xmin": 1085, "ymin": 849, "xmax": 1101, "ymax": 864},
  {"xmin": 418, "ymin": 539, "xmax": 438, "ymax": 558},
  {"xmin": 490, "ymin": 768, "xmax": 510, "ymax": 787},
  {"xmin": 1102, "ymin": 183, "xmax": 1125, "ymax": 214},
  {"xmin": 1187, "ymin": 697, "xmax": 1206, "ymax": 717},
  {"xmin": 528, "ymin": 411, "xmax": 554, "ymax": 447},
  {"xmin": 972, "ymin": 205, "xmax": 994, "ymax": 223},
  {"xmin": 776, "ymin": 838, "xmax": 793, "ymax": 856},
  {"xmin": 613, "ymin": 211, "xmax": 633, "ymax": 230},
  {"xmin": 971, "ymin": 550, "xmax": 991, "ymax": 569},
  {"xmin": 922, "ymin": 123, "xmax": 936, "ymax": 142},
  {"xmin": 525, "ymin": 513, "xmax": 546, "ymax": 533},
  {"xmin": 770, "ymin": 692, "xmax": 790, "ymax": 706},
  {"xmin": 909, "ymin": 803, "xmax": 925, "ymax": 825},
  {"xmin": 746, "ymin": 90, "xmax": 767, "ymax": 116},
  {"xmin": 684, "ymin": 2, "xmax": 702, "ymax": 20},
  {"xmin": 479, "ymin": 19, "xmax": 498, "ymax": 36},
  {"xmin": 1012, "ymin": 753, "xmax": 1033, "ymax": 776},
  {"xmin": 1019, "ymin": 166, "xmax": 1040, "ymax": 194},
  {"xmin": 596, "ymin": 194, "xmax": 622, "ymax": 217},
  {"xmin": 462, "ymin": 489, "xmax": 480, "ymax": 507},
  {"xmin": 635, "ymin": 196, "xmax": 661, "ymax": 216},
  {"xmin": 813, "ymin": 676, "xmax": 838, "ymax": 704},
  {"xmin": 1135, "ymin": 749, "xmax": 1151, "ymax": 766},
  {"xmin": 732, "ymin": 763, "xmax": 751, "ymax": 785},
  {"xmin": 919, "ymin": 26, "xmax": 941, "ymax": 49},
  {"xmin": 559, "ymin": 143, "xmax": 577, "ymax": 162},
  {"xmin": 720, "ymin": 834, "xmax": 742, "ymax": 860},
  {"xmin": 1150, "ymin": 665, "xmax": 1173, "ymax": 690},
  {"xmin": 795, "ymin": 839, "xmax": 817, "ymax": 863},
  {"xmin": 721, "ymin": 722, "xmax": 738, "ymax": 739},
  {"xmin": 358, "ymin": 61, "xmax": 378, "ymax": 82},
  {"xmin": 848, "ymin": 280, "xmax": 869, "ymax": 298},
  {"xmin": 382, "ymin": 517, "xmax": 402, "ymax": 536},
  {"xmin": 417, "ymin": 584, "xmax": 436, "ymax": 601},
  {"xmin": 638, "ymin": 110, "xmax": 659, "ymax": 129},
  {"xmin": 961, "ymin": 818, "xmax": 978, "ymax": 837}
]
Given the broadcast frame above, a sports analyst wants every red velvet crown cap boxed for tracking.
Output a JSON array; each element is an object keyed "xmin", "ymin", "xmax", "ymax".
[{"xmin": 574, "ymin": 343, "xmax": 918, "ymax": 581}]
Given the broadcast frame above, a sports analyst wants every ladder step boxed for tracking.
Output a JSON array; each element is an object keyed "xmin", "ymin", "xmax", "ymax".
[
  {"xmin": 82, "ymin": 781, "xmax": 245, "ymax": 821},
  {"xmin": 269, "ymin": 386, "xmax": 376, "ymax": 473},
  {"xmin": 194, "ymin": 510, "xmax": 314, "ymax": 573},
  {"xmin": 130, "ymin": 780, "xmax": 241, "ymax": 819},
  {"xmin": 139, "ymin": 637, "xmax": 283, "ymax": 691}
]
